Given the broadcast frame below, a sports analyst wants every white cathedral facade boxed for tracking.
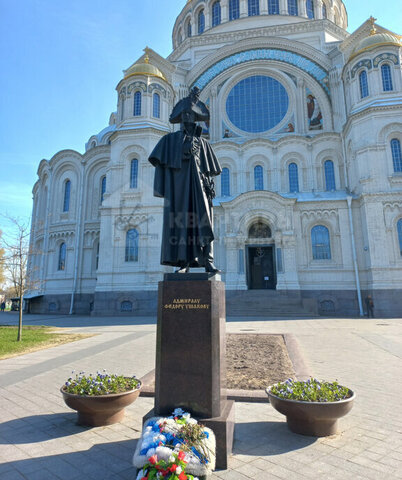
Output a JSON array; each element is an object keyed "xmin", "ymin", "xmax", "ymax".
[{"xmin": 28, "ymin": 0, "xmax": 402, "ymax": 317}]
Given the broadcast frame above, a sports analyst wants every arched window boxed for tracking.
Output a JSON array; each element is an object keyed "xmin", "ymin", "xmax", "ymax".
[
  {"xmin": 63, "ymin": 180, "xmax": 71, "ymax": 212},
  {"xmin": 130, "ymin": 159, "xmax": 139, "ymax": 188},
  {"xmin": 398, "ymin": 219, "xmax": 402, "ymax": 256},
  {"xmin": 229, "ymin": 0, "xmax": 240, "ymax": 19},
  {"xmin": 58, "ymin": 243, "xmax": 66, "ymax": 271},
  {"xmin": 125, "ymin": 229, "xmax": 139, "ymax": 262},
  {"xmin": 100, "ymin": 176, "xmax": 106, "ymax": 203},
  {"xmin": 311, "ymin": 225, "xmax": 331, "ymax": 260},
  {"xmin": 306, "ymin": 0, "xmax": 314, "ymax": 18},
  {"xmin": 359, "ymin": 71, "xmax": 369, "ymax": 99},
  {"xmin": 153, "ymin": 92, "xmax": 160, "ymax": 118},
  {"xmin": 198, "ymin": 10, "xmax": 205, "ymax": 34},
  {"xmin": 288, "ymin": 0, "xmax": 298, "ymax": 15},
  {"xmin": 288, "ymin": 163, "xmax": 299, "ymax": 192},
  {"xmin": 248, "ymin": 0, "xmax": 259, "ymax": 16},
  {"xmin": 254, "ymin": 165, "xmax": 264, "ymax": 190},
  {"xmin": 391, "ymin": 139, "xmax": 402, "ymax": 173},
  {"xmin": 212, "ymin": 1, "xmax": 221, "ymax": 26},
  {"xmin": 322, "ymin": 2, "xmax": 327, "ymax": 18},
  {"xmin": 221, "ymin": 167, "xmax": 230, "ymax": 196},
  {"xmin": 186, "ymin": 20, "xmax": 192, "ymax": 37},
  {"xmin": 324, "ymin": 160, "xmax": 336, "ymax": 191},
  {"xmin": 268, "ymin": 0, "xmax": 279, "ymax": 14},
  {"xmin": 381, "ymin": 64, "xmax": 393, "ymax": 92},
  {"xmin": 134, "ymin": 91, "xmax": 142, "ymax": 116}
]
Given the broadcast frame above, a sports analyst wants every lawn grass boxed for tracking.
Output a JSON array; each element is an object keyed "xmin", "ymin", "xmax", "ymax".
[{"xmin": 0, "ymin": 326, "xmax": 93, "ymax": 359}]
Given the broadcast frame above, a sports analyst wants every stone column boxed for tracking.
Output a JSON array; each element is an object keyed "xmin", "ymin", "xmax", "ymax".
[
  {"xmin": 296, "ymin": 77, "xmax": 307, "ymax": 134},
  {"xmin": 261, "ymin": 0, "xmax": 268, "ymax": 15},
  {"xmin": 221, "ymin": 1, "xmax": 229, "ymax": 22},
  {"xmin": 298, "ymin": 0, "xmax": 307, "ymax": 17},
  {"xmin": 240, "ymin": 0, "xmax": 248, "ymax": 17},
  {"xmin": 279, "ymin": 0, "xmax": 288, "ymax": 14}
]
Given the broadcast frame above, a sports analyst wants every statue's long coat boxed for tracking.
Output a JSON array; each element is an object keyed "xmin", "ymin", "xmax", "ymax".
[{"xmin": 149, "ymin": 129, "xmax": 221, "ymax": 267}]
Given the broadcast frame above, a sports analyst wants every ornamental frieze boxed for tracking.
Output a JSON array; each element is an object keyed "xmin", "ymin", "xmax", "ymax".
[
  {"xmin": 127, "ymin": 81, "xmax": 147, "ymax": 94},
  {"xmin": 148, "ymin": 83, "xmax": 167, "ymax": 98}
]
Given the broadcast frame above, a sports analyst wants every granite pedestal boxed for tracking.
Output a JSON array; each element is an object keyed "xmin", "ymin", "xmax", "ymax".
[{"xmin": 145, "ymin": 273, "xmax": 235, "ymax": 470}]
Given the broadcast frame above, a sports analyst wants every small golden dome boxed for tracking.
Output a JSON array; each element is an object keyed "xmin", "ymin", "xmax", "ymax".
[
  {"xmin": 351, "ymin": 19, "xmax": 401, "ymax": 59},
  {"xmin": 123, "ymin": 50, "xmax": 166, "ymax": 81}
]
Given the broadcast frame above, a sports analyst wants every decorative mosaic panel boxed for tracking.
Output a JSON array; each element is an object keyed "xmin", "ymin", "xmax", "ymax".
[
  {"xmin": 192, "ymin": 49, "xmax": 330, "ymax": 96},
  {"xmin": 351, "ymin": 59, "xmax": 372, "ymax": 79},
  {"xmin": 373, "ymin": 52, "xmax": 399, "ymax": 68}
]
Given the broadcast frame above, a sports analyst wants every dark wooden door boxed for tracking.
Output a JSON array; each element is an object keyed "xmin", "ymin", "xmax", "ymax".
[{"xmin": 247, "ymin": 246, "xmax": 276, "ymax": 289}]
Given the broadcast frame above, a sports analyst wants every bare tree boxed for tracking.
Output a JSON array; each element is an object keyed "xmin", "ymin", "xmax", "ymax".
[
  {"xmin": 0, "ymin": 230, "xmax": 5, "ymax": 288},
  {"xmin": 0, "ymin": 216, "xmax": 38, "ymax": 341}
]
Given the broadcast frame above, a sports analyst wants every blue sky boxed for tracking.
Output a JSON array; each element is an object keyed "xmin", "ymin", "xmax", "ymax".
[{"xmin": 0, "ymin": 0, "xmax": 400, "ymax": 234}]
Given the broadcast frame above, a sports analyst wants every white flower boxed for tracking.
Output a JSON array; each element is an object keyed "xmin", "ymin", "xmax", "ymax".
[
  {"xmin": 146, "ymin": 448, "xmax": 156, "ymax": 457},
  {"xmin": 169, "ymin": 455, "xmax": 175, "ymax": 463},
  {"xmin": 188, "ymin": 418, "xmax": 197, "ymax": 425},
  {"xmin": 155, "ymin": 446, "xmax": 173, "ymax": 461},
  {"xmin": 176, "ymin": 466, "xmax": 182, "ymax": 474}
]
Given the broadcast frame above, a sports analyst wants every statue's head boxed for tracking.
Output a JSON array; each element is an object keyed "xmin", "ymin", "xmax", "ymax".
[{"xmin": 169, "ymin": 87, "xmax": 209, "ymax": 125}]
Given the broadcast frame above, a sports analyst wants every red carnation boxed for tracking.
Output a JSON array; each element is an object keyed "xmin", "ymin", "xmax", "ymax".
[
  {"xmin": 178, "ymin": 472, "xmax": 187, "ymax": 480},
  {"xmin": 169, "ymin": 464, "xmax": 177, "ymax": 473},
  {"xmin": 177, "ymin": 451, "xmax": 186, "ymax": 461},
  {"xmin": 148, "ymin": 454, "xmax": 158, "ymax": 465}
]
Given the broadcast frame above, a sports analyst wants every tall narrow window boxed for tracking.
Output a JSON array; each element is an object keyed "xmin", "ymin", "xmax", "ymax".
[
  {"xmin": 229, "ymin": 0, "xmax": 240, "ymax": 19},
  {"xmin": 312, "ymin": 225, "xmax": 331, "ymax": 260},
  {"xmin": 324, "ymin": 160, "xmax": 335, "ymax": 191},
  {"xmin": 254, "ymin": 165, "xmax": 264, "ymax": 190},
  {"xmin": 100, "ymin": 176, "xmax": 106, "ymax": 203},
  {"xmin": 288, "ymin": 163, "xmax": 299, "ymax": 192},
  {"xmin": 322, "ymin": 2, "xmax": 327, "ymax": 18},
  {"xmin": 95, "ymin": 241, "xmax": 100, "ymax": 270},
  {"xmin": 198, "ymin": 10, "xmax": 205, "ymax": 33},
  {"xmin": 238, "ymin": 249, "xmax": 244, "ymax": 274},
  {"xmin": 268, "ymin": 0, "xmax": 279, "ymax": 14},
  {"xmin": 306, "ymin": 0, "xmax": 314, "ymax": 18},
  {"xmin": 125, "ymin": 229, "xmax": 139, "ymax": 262},
  {"xmin": 398, "ymin": 219, "xmax": 402, "ymax": 256},
  {"xmin": 391, "ymin": 139, "xmax": 402, "ymax": 173},
  {"xmin": 58, "ymin": 243, "xmax": 66, "ymax": 271},
  {"xmin": 134, "ymin": 91, "xmax": 142, "ymax": 116},
  {"xmin": 359, "ymin": 71, "xmax": 369, "ymax": 99},
  {"xmin": 120, "ymin": 97, "xmax": 125, "ymax": 121},
  {"xmin": 248, "ymin": 0, "xmax": 259, "ymax": 16},
  {"xmin": 221, "ymin": 167, "xmax": 230, "ymax": 196},
  {"xmin": 212, "ymin": 1, "xmax": 221, "ymax": 26},
  {"xmin": 63, "ymin": 180, "xmax": 71, "ymax": 212},
  {"xmin": 153, "ymin": 92, "xmax": 160, "ymax": 118},
  {"xmin": 381, "ymin": 64, "xmax": 393, "ymax": 92},
  {"xmin": 288, "ymin": 0, "xmax": 298, "ymax": 15},
  {"xmin": 130, "ymin": 159, "xmax": 139, "ymax": 188},
  {"xmin": 187, "ymin": 20, "xmax": 192, "ymax": 37}
]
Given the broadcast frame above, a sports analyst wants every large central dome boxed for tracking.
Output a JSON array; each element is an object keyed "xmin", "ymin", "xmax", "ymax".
[{"xmin": 173, "ymin": 0, "xmax": 347, "ymax": 49}]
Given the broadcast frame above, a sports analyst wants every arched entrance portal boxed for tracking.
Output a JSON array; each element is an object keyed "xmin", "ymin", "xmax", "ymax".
[{"xmin": 246, "ymin": 222, "xmax": 276, "ymax": 289}]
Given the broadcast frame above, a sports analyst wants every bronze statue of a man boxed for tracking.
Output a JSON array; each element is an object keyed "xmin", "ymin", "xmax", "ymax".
[{"xmin": 149, "ymin": 87, "xmax": 221, "ymax": 273}]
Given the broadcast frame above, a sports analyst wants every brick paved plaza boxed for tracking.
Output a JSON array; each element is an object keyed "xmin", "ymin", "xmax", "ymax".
[{"xmin": 0, "ymin": 312, "xmax": 401, "ymax": 479}]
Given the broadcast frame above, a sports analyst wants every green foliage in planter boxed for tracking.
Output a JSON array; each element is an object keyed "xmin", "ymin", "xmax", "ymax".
[
  {"xmin": 270, "ymin": 378, "xmax": 351, "ymax": 402},
  {"xmin": 64, "ymin": 370, "xmax": 140, "ymax": 396}
]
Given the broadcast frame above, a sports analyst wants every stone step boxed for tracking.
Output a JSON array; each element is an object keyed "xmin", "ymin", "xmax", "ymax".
[{"xmin": 226, "ymin": 290, "xmax": 316, "ymax": 317}]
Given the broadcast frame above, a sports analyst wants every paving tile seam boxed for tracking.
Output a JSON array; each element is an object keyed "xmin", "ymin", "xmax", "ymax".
[{"xmin": 0, "ymin": 331, "xmax": 153, "ymax": 388}]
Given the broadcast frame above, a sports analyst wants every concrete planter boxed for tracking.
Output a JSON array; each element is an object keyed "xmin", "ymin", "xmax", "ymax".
[
  {"xmin": 61, "ymin": 381, "xmax": 142, "ymax": 426},
  {"xmin": 266, "ymin": 386, "xmax": 355, "ymax": 437}
]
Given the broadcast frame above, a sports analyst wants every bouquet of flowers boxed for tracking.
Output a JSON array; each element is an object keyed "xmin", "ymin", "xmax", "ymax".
[
  {"xmin": 136, "ymin": 450, "xmax": 199, "ymax": 480},
  {"xmin": 133, "ymin": 409, "xmax": 216, "ymax": 477}
]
